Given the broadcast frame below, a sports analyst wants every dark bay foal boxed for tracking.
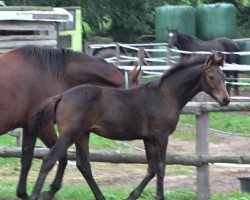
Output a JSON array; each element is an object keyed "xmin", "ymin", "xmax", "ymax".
[{"xmin": 30, "ymin": 52, "xmax": 230, "ymax": 200}]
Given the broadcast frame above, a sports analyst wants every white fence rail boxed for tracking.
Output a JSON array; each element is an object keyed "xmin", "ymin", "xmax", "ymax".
[{"xmin": 86, "ymin": 41, "xmax": 250, "ymax": 90}]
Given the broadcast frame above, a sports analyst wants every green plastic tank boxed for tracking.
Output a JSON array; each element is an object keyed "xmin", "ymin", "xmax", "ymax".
[
  {"xmin": 238, "ymin": 40, "xmax": 250, "ymax": 65},
  {"xmin": 196, "ymin": 3, "xmax": 237, "ymax": 40},
  {"xmin": 155, "ymin": 5, "xmax": 196, "ymax": 42}
]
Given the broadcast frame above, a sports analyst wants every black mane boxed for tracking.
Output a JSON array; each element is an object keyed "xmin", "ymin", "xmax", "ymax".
[
  {"xmin": 19, "ymin": 45, "xmax": 123, "ymax": 79},
  {"xmin": 147, "ymin": 54, "xmax": 208, "ymax": 88}
]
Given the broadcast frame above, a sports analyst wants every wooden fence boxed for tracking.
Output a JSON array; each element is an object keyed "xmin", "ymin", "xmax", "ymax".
[{"xmin": 1, "ymin": 102, "xmax": 250, "ymax": 200}]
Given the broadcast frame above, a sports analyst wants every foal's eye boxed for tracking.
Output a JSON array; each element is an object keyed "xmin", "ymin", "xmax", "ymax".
[{"xmin": 208, "ymin": 75, "xmax": 214, "ymax": 80}]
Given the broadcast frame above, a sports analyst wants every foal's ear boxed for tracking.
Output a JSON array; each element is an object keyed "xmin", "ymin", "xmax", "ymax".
[
  {"xmin": 214, "ymin": 52, "xmax": 225, "ymax": 67},
  {"xmin": 204, "ymin": 54, "xmax": 215, "ymax": 69}
]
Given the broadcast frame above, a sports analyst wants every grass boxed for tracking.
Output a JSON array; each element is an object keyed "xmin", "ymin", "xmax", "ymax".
[
  {"xmin": 179, "ymin": 112, "xmax": 250, "ymax": 136},
  {"xmin": 0, "ymin": 180, "xmax": 249, "ymax": 200}
]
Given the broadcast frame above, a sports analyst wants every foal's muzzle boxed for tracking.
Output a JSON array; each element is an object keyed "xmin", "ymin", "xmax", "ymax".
[{"xmin": 218, "ymin": 96, "xmax": 230, "ymax": 106}]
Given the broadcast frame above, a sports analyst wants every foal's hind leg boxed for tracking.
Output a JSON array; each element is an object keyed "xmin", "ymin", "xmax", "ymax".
[
  {"xmin": 75, "ymin": 134, "xmax": 105, "ymax": 200},
  {"xmin": 30, "ymin": 134, "xmax": 71, "ymax": 200},
  {"xmin": 17, "ymin": 127, "xmax": 36, "ymax": 200},
  {"xmin": 127, "ymin": 137, "xmax": 168, "ymax": 200},
  {"xmin": 37, "ymin": 123, "xmax": 68, "ymax": 200}
]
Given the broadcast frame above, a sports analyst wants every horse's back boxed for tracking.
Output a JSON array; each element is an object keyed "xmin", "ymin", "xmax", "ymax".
[{"xmin": 214, "ymin": 38, "xmax": 240, "ymax": 63}]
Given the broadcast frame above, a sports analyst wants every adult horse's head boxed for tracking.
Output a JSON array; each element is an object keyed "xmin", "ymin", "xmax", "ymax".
[
  {"xmin": 167, "ymin": 28, "xmax": 179, "ymax": 48},
  {"xmin": 201, "ymin": 52, "xmax": 230, "ymax": 106}
]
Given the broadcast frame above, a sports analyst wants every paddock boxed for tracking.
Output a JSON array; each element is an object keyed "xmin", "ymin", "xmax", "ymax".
[
  {"xmin": 1, "ymin": 41, "xmax": 250, "ymax": 199},
  {"xmin": 1, "ymin": 102, "xmax": 250, "ymax": 200}
]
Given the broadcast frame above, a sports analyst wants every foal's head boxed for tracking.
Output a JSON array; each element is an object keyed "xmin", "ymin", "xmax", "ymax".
[
  {"xmin": 167, "ymin": 28, "xmax": 179, "ymax": 48},
  {"xmin": 201, "ymin": 53, "xmax": 230, "ymax": 106}
]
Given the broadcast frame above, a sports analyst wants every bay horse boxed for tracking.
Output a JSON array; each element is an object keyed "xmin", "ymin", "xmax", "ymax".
[
  {"xmin": 167, "ymin": 29, "xmax": 240, "ymax": 96},
  {"xmin": 0, "ymin": 45, "xmax": 140, "ymax": 200},
  {"xmin": 29, "ymin": 52, "xmax": 230, "ymax": 200}
]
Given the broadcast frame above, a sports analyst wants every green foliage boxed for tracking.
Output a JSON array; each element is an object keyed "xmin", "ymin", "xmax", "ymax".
[
  {"xmin": 5, "ymin": 0, "xmax": 250, "ymax": 41},
  {"xmin": 109, "ymin": 0, "xmax": 155, "ymax": 42}
]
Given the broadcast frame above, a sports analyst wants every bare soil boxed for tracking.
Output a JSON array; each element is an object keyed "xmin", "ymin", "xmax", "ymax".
[{"xmin": 59, "ymin": 125, "xmax": 250, "ymax": 195}]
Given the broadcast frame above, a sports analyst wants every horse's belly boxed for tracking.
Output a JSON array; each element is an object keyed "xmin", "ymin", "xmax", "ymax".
[{"xmin": 91, "ymin": 125, "xmax": 141, "ymax": 141}]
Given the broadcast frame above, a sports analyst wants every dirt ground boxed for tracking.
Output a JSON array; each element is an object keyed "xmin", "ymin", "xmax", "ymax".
[{"xmin": 60, "ymin": 126, "xmax": 250, "ymax": 195}]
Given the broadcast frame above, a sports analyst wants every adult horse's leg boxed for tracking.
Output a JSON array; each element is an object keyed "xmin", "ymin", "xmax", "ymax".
[
  {"xmin": 127, "ymin": 136, "xmax": 168, "ymax": 200},
  {"xmin": 75, "ymin": 134, "xmax": 105, "ymax": 200},
  {"xmin": 30, "ymin": 134, "xmax": 71, "ymax": 200},
  {"xmin": 225, "ymin": 72, "xmax": 233, "ymax": 95},
  {"xmin": 37, "ymin": 123, "xmax": 68, "ymax": 200},
  {"xmin": 233, "ymin": 71, "xmax": 239, "ymax": 96},
  {"xmin": 17, "ymin": 127, "xmax": 36, "ymax": 200}
]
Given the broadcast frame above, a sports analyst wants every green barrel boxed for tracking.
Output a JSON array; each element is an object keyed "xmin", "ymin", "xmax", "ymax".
[
  {"xmin": 196, "ymin": 3, "xmax": 237, "ymax": 40},
  {"xmin": 238, "ymin": 40, "xmax": 250, "ymax": 65},
  {"xmin": 155, "ymin": 5, "xmax": 196, "ymax": 42}
]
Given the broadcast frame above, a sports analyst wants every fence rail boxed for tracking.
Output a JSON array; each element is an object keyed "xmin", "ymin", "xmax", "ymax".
[{"xmin": 1, "ymin": 147, "xmax": 250, "ymax": 166}]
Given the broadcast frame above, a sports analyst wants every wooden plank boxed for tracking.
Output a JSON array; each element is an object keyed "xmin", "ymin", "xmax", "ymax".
[
  {"xmin": 0, "ymin": 6, "xmax": 53, "ymax": 11},
  {"xmin": 0, "ymin": 35, "xmax": 57, "ymax": 41},
  {"xmin": 0, "ymin": 40, "xmax": 57, "ymax": 48},
  {"xmin": 196, "ymin": 112, "xmax": 210, "ymax": 200},
  {"xmin": 1, "ymin": 147, "xmax": 250, "ymax": 165},
  {"xmin": 0, "ymin": 21, "xmax": 56, "ymax": 31},
  {"xmin": 182, "ymin": 102, "xmax": 250, "ymax": 115}
]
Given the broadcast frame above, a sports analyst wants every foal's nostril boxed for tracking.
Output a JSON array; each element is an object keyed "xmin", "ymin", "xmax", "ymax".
[{"xmin": 223, "ymin": 97, "xmax": 230, "ymax": 105}]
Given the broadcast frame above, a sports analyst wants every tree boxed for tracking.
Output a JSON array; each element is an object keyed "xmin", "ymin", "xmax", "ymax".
[{"xmin": 5, "ymin": 0, "xmax": 250, "ymax": 41}]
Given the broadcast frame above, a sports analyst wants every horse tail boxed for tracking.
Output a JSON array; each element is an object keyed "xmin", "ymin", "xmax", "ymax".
[{"xmin": 30, "ymin": 94, "xmax": 63, "ymax": 136}]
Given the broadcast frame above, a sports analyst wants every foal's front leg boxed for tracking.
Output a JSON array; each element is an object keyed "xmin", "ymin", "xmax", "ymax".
[
  {"xmin": 127, "ymin": 136, "xmax": 169, "ymax": 200},
  {"xmin": 127, "ymin": 140, "xmax": 156, "ymax": 200},
  {"xmin": 75, "ymin": 135, "xmax": 105, "ymax": 200}
]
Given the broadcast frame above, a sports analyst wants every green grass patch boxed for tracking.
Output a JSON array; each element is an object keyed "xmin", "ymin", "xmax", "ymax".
[
  {"xmin": 89, "ymin": 134, "xmax": 119, "ymax": 150},
  {"xmin": 172, "ymin": 129, "xmax": 222, "ymax": 143},
  {"xmin": 179, "ymin": 113, "xmax": 250, "ymax": 136},
  {"xmin": 167, "ymin": 165, "xmax": 195, "ymax": 176},
  {"xmin": 0, "ymin": 180, "xmax": 249, "ymax": 200},
  {"xmin": 0, "ymin": 134, "xmax": 16, "ymax": 147}
]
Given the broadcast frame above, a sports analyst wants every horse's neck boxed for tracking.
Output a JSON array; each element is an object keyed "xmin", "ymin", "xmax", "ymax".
[
  {"xmin": 160, "ymin": 65, "xmax": 202, "ymax": 110},
  {"xmin": 66, "ymin": 57, "xmax": 123, "ymax": 88}
]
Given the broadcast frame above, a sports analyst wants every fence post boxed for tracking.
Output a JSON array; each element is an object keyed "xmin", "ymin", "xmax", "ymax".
[
  {"xmin": 115, "ymin": 43, "xmax": 120, "ymax": 66},
  {"xmin": 83, "ymin": 39, "xmax": 91, "ymax": 55},
  {"xmin": 138, "ymin": 47, "xmax": 144, "ymax": 66},
  {"xmin": 196, "ymin": 112, "xmax": 210, "ymax": 200}
]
